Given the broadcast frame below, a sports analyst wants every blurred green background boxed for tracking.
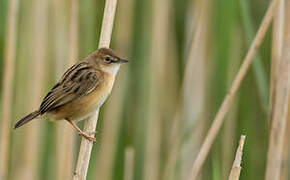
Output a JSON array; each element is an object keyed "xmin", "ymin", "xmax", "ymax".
[{"xmin": 0, "ymin": 0, "xmax": 289, "ymax": 180}]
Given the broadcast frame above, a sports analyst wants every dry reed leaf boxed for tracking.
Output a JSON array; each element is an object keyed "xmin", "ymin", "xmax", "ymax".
[{"xmin": 228, "ymin": 135, "xmax": 246, "ymax": 180}]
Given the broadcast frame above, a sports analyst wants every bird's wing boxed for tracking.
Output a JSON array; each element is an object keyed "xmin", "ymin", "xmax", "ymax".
[{"xmin": 39, "ymin": 62, "xmax": 104, "ymax": 114}]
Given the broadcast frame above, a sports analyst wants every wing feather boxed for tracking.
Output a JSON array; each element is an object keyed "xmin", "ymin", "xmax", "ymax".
[{"xmin": 39, "ymin": 62, "xmax": 103, "ymax": 114}]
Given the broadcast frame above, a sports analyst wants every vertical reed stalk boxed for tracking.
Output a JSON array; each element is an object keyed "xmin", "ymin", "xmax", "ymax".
[
  {"xmin": 64, "ymin": 0, "xmax": 78, "ymax": 177},
  {"xmin": 143, "ymin": 0, "xmax": 170, "ymax": 179},
  {"xmin": 20, "ymin": 0, "xmax": 48, "ymax": 179},
  {"xmin": 181, "ymin": 0, "xmax": 208, "ymax": 178},
  {"xmin": 124, "ymin": 147, "xmax": 135, "ymax": 180},
  {"xmin": 54, "ymin": 0, "xmax": 78, "ymax": 179},
  {"xmin": 52, "ymin": 0, "xmax": 69, "ymax": 179},
  {"xmin": 159, "ymin": 7, "xmax": 179, "ymax": 180},
  {"xmin": 280, "ymin": 103, "xmax": 290, "ymax": 180},
  {"xmin": 73, "ymin": 0, "xmax": 118, "ymax": 179},
  {"xmin": 68, "ymin": 0, "xmax": 79, "ymax": 66},
  {"xmin": 188, "ymin": 0, "xmax": 279, "ymax": 179},
  {"xmin": 270, "ymin": 0, "xmax": 284, "ymax": 109},
  {"xmin": 0, "ymin": 0, "xmax": 19, "ymax": 179},
  {"xmin": 265, "ymin": 0, "xmax": 290, "ymax": 179},
  {"xmin": 228, "ymin": 135, "xmax": 246, "ymax": 180},
  {"xmin": 163, "ymin": 1, "xmax": 208, "ymax": 179}
]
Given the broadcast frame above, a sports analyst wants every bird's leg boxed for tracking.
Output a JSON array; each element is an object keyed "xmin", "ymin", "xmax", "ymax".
[{"xmin": 65, "ymin": 119, "xmax": 96, "ymax": 142}]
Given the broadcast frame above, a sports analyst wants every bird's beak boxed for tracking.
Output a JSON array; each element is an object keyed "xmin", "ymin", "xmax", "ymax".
[{"xmin": 117, "ymin": 59, "xmax": 129, "ymax": 63}]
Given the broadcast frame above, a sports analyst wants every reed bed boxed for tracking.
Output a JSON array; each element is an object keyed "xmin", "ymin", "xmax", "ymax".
[
  {"xmin": 189, "ymin": 0, "xmax": 279, "ymax": 179},
  {"xmin": 0, "ymin": 0, "xmax": 289, "ymax": 180}
]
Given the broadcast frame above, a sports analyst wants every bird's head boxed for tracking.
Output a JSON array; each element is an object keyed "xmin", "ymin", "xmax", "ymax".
[{"xmin": 90, "ymin": 47, "xmax": 128, "ymax": 75}]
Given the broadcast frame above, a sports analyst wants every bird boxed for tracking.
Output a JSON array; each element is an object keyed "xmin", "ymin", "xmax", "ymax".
[{"xmin": 14, "ymin": 47, "xmax": 128, "ymax": 142}]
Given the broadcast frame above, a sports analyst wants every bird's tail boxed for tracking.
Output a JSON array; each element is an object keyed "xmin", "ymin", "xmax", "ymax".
[{"xmin": 14, "ymin": 110, "xmax": 41, "ymax": 129}]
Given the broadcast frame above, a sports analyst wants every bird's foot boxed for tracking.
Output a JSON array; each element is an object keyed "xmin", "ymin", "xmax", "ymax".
[
  {"xmin": 65, "ymin": 119, "xmax": 96, "ymax": 142},
  {"xmin": 87, "ymin": 130, "xmax": 96, "ymax": 136},
  {"xmin": 79, "ymin": 132, "xmax": 96, "ymax": 142}
]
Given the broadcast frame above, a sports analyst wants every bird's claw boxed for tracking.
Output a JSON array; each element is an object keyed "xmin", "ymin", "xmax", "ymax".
[{"xmin": 79, "ymin": 132, "xmax": 96, "ymax": 142}]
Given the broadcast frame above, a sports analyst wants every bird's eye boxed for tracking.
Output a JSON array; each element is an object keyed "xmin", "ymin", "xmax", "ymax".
[{"xmin": 104, "ymin": 56, "xmax": 111, "ymax": 63}]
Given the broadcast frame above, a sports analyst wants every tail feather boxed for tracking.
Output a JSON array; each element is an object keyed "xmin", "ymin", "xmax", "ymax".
[{"xmin": 14, "ymin": 110, "xmax": 41, "ymax": 129}]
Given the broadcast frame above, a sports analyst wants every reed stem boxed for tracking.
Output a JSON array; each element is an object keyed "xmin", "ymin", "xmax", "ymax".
[
  {"xmin": 265, "ymin": 0, "xmax": 290, "ymax": 179},
  {"xmin": 73, "ymin": 0, "xmax": 118, "ymax": 179},
  {"xmin": 228, "ymin": 135, "xmax": 246, "ymax": 180}
]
